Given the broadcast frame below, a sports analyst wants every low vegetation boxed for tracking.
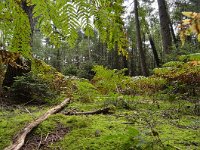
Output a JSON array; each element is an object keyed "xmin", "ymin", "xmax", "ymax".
[{"xmin": 0, "ymin": 53, "xmax": 199, "ymax": 149}]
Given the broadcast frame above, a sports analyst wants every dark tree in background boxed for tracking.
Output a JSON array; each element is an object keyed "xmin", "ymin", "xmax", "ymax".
[
  {"xmin": 157, "ymin": 0, "xmax": 172, "ymax": 55},
  {"xmin": 134, "ymin": 0, "xmax": 149, "ymax": 76}
]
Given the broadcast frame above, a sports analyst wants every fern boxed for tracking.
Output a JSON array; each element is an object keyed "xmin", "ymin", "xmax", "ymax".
[
  {"xmin": 0, "ymin": 0, "xmax": 31, "ymax": 57},
  {"xmin": 0, "ymin": 0, "xmax": 127, "ymax": 57}
]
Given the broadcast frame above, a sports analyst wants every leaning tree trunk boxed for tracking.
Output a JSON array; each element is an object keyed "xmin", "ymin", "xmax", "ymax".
[
  {"xmin": 157, "ymin": 0, "xmax": 172, "ymax": 55},
  {"xmin": 148, "ymin": 34, "xmax": 161, "ymax": 67},
  {"xmin": 3, "ymin": 1, "xmax": 35, "ymax": 87},
  {"xmin": 134, "ymin": 0, "xmax": 148, "ymax": 76}
]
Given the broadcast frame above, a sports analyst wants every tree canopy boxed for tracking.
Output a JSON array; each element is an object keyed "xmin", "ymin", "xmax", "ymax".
[{"xmin": 0, "ymin": 0, "xmax": 127, "ymax": 57}]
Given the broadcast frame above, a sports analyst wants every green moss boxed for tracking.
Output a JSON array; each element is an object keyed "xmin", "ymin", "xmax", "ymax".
[
  {"xmin": 0, "ymin": 107, "xmax": 46, "ymax": 149},
  {"xmin": 157, "ymin": 123, "xmax": 200, "ymax": 150},
  {"xmin": 51, "ymin": 115, "xmax": 140, "ymax": 150}
]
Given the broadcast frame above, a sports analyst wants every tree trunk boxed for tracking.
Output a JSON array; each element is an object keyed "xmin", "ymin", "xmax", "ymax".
[
  {"xmin": 148, "ymin": 34, "xmax": 160, "ymax": 67},
  {"xmin": 157, "ymin": 0, "xmax": 172, "ymax": 55},
  {"xmin": 113, "ymin": 43, "xmax": 119, "ymax": 69},
  {"xmin": 169, "ymin": 20, "xmax": 178, "ymax": 50},
  {"xmin": 134, "ymin": 0, "xmax": 148, "ymax": 76},
  {"xmin": 56, "ymin": 48, "xmax": 62, "ymax": 72},
  {"xmin": 21, "ymin": 0, "xmax": 35, "ymax": 47},
  {"xmin": 129, "ymin": 44, "xmax": 136, "ymax": 76}
]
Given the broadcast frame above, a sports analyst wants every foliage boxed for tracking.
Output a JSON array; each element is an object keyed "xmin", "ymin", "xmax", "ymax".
[
  {"xmin": 31, "ymin": 59, "xmax": 74, "ymax": 96},
  {"xmin": 0, "ymin": 0, "xmax": 127, "ymax": 57},
  {"xmin": 92, "ymin": 65, "xmax": 167, "ymax": 95},
  {"xmin": 77, "ymin": 61, "xmax": 95, "ymax": 80},
  {"xmin": 73, "ymin": 79, "xmax": 99, "ymax": 102},
  {"xmin": 162, "ymin": 61, "xmax": 184, "ymax": 67},
  {"xmin": 179, "ymin": 12, "xmax": 200, "ymax": 45},
  {"xmin": 0, "ymin": 50, "xmax": 22, "ymax": 67},
  {"xmin": 63, "ymin": 64, "xmax": 78, "ymax": 76},
  {"xmin": 178, "ymin": 53, "xmax": 200, "ymax": 61},
  {"xmin": 0, "ymin": 1, "xmax": 31, "ymax": 56},
  {"xmin": 92, "ymin": 65, "xmax": 128, "ymax": 94},
  {"xmin": 153, "ymin": 53, "xmax": 200, "ymax": 96},
  {"xmin": 9, "ymin": 72, "xmax": 56, "ymax": 103},
  {"xmin": 131, "ymin": 77, "xmax": 167, "ymax": 95},
  {"xmin": 154, "ymin": 60, "xmax": 200, "ymax": 85},
  {"xmin": 63, "ymin": 61, "xmax": 95, "ymax": 80}
]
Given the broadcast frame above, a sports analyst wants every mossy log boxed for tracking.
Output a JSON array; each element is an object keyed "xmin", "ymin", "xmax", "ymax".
[{"xmin": 4, "ymin": 98, "xmax": 70, "ymax": 150}]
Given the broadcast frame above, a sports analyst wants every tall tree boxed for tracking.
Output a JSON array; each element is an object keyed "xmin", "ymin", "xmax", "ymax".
[
  {"xmin": 134, "ymin": 0, "xmax": 148, "ymax": 76},
  {"xmin": 157, "ymin": 0, "xmax": 172, "ymax": 55}
]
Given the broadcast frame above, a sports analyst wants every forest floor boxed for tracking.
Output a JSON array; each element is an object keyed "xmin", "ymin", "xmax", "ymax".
[{"xmin": 0, "ymin": 93, "xmax": 199, "ymax": 150}]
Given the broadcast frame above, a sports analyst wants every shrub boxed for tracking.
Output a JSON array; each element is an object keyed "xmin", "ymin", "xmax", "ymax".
[
  {"xmin": 63, "ymin": 61, "xmax": 95, "ymax": 80},
  {"xmin": 63, "ymin": 64, "xmax": 78, "ymax": 76},
  {"xmin": 178, "ymin": 53, "xmax": 200, "ymax": 62},
  {"xmin": 77, "ymin": 61, "xmax": 95, "ymax": 79},
  {"xmin": 92, "ymin": 65, "xmax": 167, "ymax": 96},
  {"xmin": 162, "ymin": 61, "xmax": 184, "ymax": 68},
  {"xmin": 131, "ymin": 77, "xmax": 167, "ymax": 95},
  {"xmin": 10, "ymin": 72, "xmax": 56, "ymax": 103},
  {"xmin": 153, "ymin": 54, "xmax": 200, "ymax": 97},
  {"xmin": 92, "ymin": 65, "xmax": 128, "ymax": 94},
  {"xmin": 73, "ymin": 79, "xmax": 99, "ymax": 102}
]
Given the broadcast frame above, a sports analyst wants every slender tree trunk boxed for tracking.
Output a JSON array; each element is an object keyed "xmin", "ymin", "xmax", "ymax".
[
  {"xmin": 56, "ymin": 48, "xmax": 61, "ymax": 72},
  {"xmin": 113, "ymin": 43, "xmax": 119, "ymax": 69},
  {"xmin": 148, "ymin": 34, "xmax": 160, "ymax": 67},
  {"xmin": 134, "ymin": 0, "xmax": 148, "ymax": 76},
  {"xmin": 122, "ymin": 56, "xmax": 128, "ymax": 75},
  {"xmin": 21, "ymin": 1, "xmax": 35, "ymax": 47},
  {"xmin": 157, "ymin": 0, "xmax": 172, "ymax": 55},
  {"xmin": 129, "ymin": 44, "xmax": 136, "ymax": 76},
  {"xmin": 169, "ymin": 20, "xmax": 178, "ymax": 49}
]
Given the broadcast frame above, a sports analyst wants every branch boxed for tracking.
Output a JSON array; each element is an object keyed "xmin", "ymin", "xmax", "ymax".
[
  {"xmin": 4, "ymin": 98, "xmax": 70, "ymax": 150},
  {"xmin": 63, "ymin": 107, "xmax": 113, "ymax": 115}
]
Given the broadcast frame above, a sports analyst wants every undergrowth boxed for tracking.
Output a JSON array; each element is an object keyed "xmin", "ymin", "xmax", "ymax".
[{"xmin": 0, "ymin": 53, "xmax": 200, "ymax": 149}]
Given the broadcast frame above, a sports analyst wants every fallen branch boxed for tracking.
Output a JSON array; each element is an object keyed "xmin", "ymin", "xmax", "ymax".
[
  {"xmin": 4, "ymin": 98, "xmax": 70, "ymax": 150},
  {"xmin": 63, "ymin": 107, "xmax": 112, "ymax": 115}
]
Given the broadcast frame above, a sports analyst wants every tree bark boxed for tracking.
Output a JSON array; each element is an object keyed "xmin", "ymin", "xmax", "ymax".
[
  {"xmin": 134, "ymin": 0, "xmax": 148, "ymax": 76},
  {"xmin": 4, "ymin": 98, "xmax": 70, "ymax": 150},
  {"xmin": 21, "ymin": 0, "xmax": 35, "ymax": 47},
  {"xmin": 157, "ymin": 0, "xmax": 172, "ymax": 55},
  {"xmin": 169, "ymin": 20, "xmax": 178, "ymax": 50},
  {"xmin": 148, "ymin": 34, "xmax": 160, "ymax": 67}
]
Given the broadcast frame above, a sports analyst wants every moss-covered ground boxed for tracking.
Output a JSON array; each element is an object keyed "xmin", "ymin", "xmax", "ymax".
[{"xmin": 1, "ymin": 95, "xmax": 199, "ymax": 150}]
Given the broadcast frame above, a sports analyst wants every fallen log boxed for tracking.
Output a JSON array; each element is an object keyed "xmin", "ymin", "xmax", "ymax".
[
  {"xmin": 63, "ymin": 107, "xmax": 113, "ymax": 115},
  {"xmin": 4, "ymin": 98, "xmax": 70, "ymax": 150}
]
